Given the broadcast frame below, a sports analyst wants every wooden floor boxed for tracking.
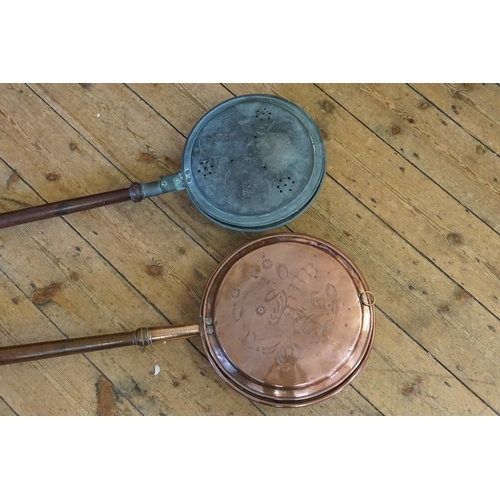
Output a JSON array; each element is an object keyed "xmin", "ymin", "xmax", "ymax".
[{"xmin": 0, "ymin": 83, "xmax": 498, "ymax": 416}]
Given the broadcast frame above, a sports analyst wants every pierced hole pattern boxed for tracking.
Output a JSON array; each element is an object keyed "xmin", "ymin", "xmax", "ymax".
[
  {"xmin": 276, "ymin": 176, "xmax": 294, "ymax": 193},
  {"xmin": 198, "ymin": 160, "xmax": 215, "ymax": 178},
  {"xmin": 255, "ymin": 106, "xmax": 272, "ymax": 122}
]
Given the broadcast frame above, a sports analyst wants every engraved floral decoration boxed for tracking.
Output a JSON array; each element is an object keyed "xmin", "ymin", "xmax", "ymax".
[
  {"xmin": 209, "ymin": 128, "xmax": 230, "ymax": 144},
  {"xmin": 241, "ymin": 183, "xmax": 256, "ymax": 198},
  {"xmin": 262, "ymin": 258, "xmax": 273, "ymax": 269},
  {"xmin": 204, "ymin": 184, "xmax": 216, "ymax": 196},
  {"xmin": 255, "ymin": 124, "xmax": 268, "ymax": 136},
  {"xmin": 208, "ymin": 128, "xmax": 231, "ymax": 153},
  {"xmin": 242, "ymin": 155, "xmax": 256, "ymax": 165},
  {"xmin": 234, "ymin": 260, "xmax": 341, "ymax": 371},
  {"xmin": 219, "ymin": 157, "xmax": 230, "ymax": 167},
  {"xmin": 230, "ymin": 288, "xmax": 240, "ymax": 299},
  {"xmin": 256, "ymin": 305, "xmax": 266, "ymax": 316}
]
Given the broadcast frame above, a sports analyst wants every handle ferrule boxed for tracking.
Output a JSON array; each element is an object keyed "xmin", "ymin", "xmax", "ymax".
[{"xmin": 140, "ymin": 172, "xmax": 185, "ymax": 199}]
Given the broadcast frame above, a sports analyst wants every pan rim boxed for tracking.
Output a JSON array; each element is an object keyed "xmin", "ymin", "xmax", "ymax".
[
  {"xmin": 190, "ymin": 172, "xmax": 326, "ymax": 232},
  {"xmin": 199, "ymin": 233, "xmax": 375, "ymax": 407},
  {"xmin": 182, "ymin": 94, "xmax": 326, "ymax": 231}
]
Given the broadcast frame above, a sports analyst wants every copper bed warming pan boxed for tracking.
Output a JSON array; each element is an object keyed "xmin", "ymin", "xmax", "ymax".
[
  {"xmin": 0, "ymin": 94, "xmax": 326, "ymax": 232},
  {"xmin": 0, "ymin": 234, "xmax": 375, "ymax": 407}
]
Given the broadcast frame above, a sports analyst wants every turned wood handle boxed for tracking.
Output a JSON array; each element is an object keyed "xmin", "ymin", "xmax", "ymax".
[
  {"xmin": 0, "ymin": 183, "xmax": 143, "ymax": 229},
  {"xmin": 0, "ymin": 325, "xmax": 200, "ymax": 365}
]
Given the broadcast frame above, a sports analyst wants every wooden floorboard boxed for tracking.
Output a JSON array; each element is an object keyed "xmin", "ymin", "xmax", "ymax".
[
  {"xmin": 410, "ymin": 83, "xmax": 500, "ymax": 155},
  {"xmin": 0, "ymin": 83, "xmax": 498, "ymax": 415},
  {"xmin": 0, "ymin": 395, "xmax": 17, "ymax": 416}
]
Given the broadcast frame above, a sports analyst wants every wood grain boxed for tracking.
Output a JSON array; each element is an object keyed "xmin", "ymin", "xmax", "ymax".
[
  {"xmin": 317, "ymin": 83, "xmax": 500, "ymax": 233},
  {"xmin": 354, "ymin": 310, "xmax": 494, "ymax": 416},
  {"xmin": 224, "ymin": 84, "xmax": 500, "ymax": 412},
  {"xmin": 1, "ymin": 83, "xmax": 497, "ymax": 415},
  {"xmin": 0, "ymin": 158, "xmax": 263, "ymax": 415},
  {"xmin": 0, "ymin": 396, "xmax": 16, "ymax": 416},
  {"xmin": 23, "ymin": 83, "xmax": 379, "ymax": 416},
  {"xmin": 410, "ymin": 83, "xmax": 500, "ymax": 154},
  {"xmin": 0, "ymin": 270, "xmax": 140, "ymax": 415},
  {"xmin": 97, "ymin": 377, "xmax": 115, "ymax": 416},
  {"xmin": 227, "ymin": 83, "xmax": 500, "ymax": 314},
  {"xmin": 29, "ymin": 82, "xmax": 261, "ymax": 263},
  {"xmin": 0, "ymin": 84, "xmax": 376, "ymax": 416}
]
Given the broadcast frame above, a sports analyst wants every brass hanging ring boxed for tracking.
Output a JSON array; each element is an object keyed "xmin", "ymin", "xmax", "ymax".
[{"xmin": 360, "ymin": 290, "xmax": 376, "ymax": 306}]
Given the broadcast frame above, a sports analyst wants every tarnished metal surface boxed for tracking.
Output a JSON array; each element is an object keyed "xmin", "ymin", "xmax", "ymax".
[
  {"xmin": 183, "ymin": 95, "xmax": 326, "ymax": 231},
  {"xmin": 0, "ymin": 94, "xmax": 324, "ymax": 233},
  {"xmin": 201, "ymin": 234, "xmax": 375, "ymax": 407},
  {"xmin": 140, "ymin": 172, "xmax": 184, "ymax": 198}
]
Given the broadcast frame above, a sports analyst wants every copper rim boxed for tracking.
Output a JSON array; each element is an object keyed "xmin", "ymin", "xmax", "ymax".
[{"xmin": 199, "ymin": 234, "xmax": 375, "ymax": 407}]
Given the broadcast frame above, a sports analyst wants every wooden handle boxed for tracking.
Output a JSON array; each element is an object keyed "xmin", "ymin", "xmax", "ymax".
[
  {"xmin": 0, "ymin": 325, "xmax": 200, "ymax": 365},
  {"xmin": 0, "ymin": 183, "xmax": 143, "ymax": 229}
]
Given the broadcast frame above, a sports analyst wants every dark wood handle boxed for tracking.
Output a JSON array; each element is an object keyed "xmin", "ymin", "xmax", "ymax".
[
  {"xmin": 0, "ymin": 183, "xmax": 143, "ymax": 229},
  {"xmin": 0, "ymin": 330, "xmax": 147, "ymax": 365},
  {"xmin": 0, "ymin": 325, "xmax": 200, "ymax": 365}
]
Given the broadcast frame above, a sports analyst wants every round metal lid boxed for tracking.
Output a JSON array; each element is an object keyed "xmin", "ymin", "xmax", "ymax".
[
  {"xmin": 182, "ymin": 95, "xmax": 326, "ymax": 231},
  {"xmin": 200, "ymin": 234, "xmax": 375, "ymax": 407}
]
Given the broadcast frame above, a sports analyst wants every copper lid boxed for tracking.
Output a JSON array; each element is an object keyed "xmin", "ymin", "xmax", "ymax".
[{"xmin": 200, "ymin": 234, "xmax": 375, "ymax": 407}]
